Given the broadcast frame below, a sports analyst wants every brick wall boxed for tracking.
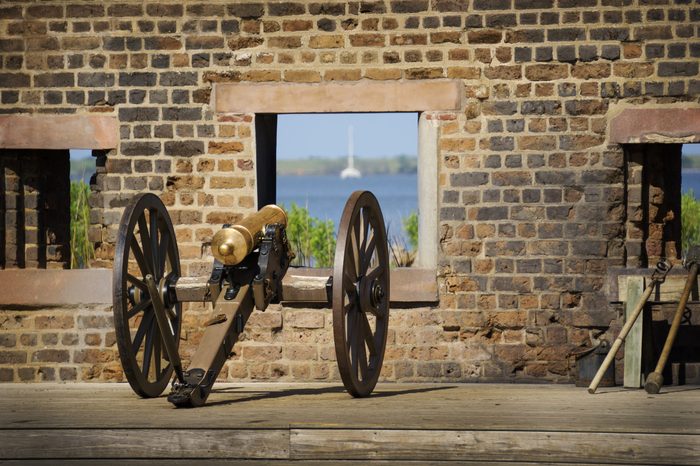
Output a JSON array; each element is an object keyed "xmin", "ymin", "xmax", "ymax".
[{"xmin": 0, "ymin": 0, "xmax": 699, "ymax": 383}]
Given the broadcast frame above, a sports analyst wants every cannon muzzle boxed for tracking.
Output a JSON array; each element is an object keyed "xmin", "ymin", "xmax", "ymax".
[{"xmin": 211, "ymin": 204, "xmax": 288, "ymax": 265}]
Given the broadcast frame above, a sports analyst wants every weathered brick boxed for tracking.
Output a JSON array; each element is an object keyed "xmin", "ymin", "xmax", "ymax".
[
  {"xmin": 119, "ymin": 72, "xmax": 157, "ymax": 86},
  {"xmin": 268, "ymin": 36, "xmax": 302, "ymax": 48},
  {"xmin": 67, "ymin": 4, "xmax": 104, "ymax": 17},
  {"xmin": 108, "ymin": 4, "xmax": 143, "ymax": 16},
  {"xmin": 228, "ymin": 3, "xmax": 264, "ymax": 18},
  {"xmin": 164, "ymin": 141, "xmax": 205, "ymax": 157},
  {"xmin": 0, "ymin": 351, "xmax": 26, "ymax": 364},
  {"xmin": 451, "ymin": 173, "xmax": 488, "ymax": 187},
  {"xmin": 565, "ymin": 100, "xmax": 608, "ymax": 116},
  {"xmin": 146, "ymin": 4, "xmax": 183, "ymax": 16},
  {"xmin": 77, "ymin": 72, "xmax": 115, "ymax": 87},
  {"xmin": 572, "ymin": 63, "xmax": 610, "ymax": 79},
  {"xmin": 143, "ymin": 37, "xmax": 182, "ymax": 50},
  {"xmin": 468, "ymin": 29, "xmax": 503, "ymax": 44},
  {"xmin": 32, "ymin": 349, "xmax": 70, "ymax": 363},
  {"xmin": 658, "ymin": 62, "xmax": 699, "ymax": 77},
  {"xmin": 118, "ymin": 107, "xmax": 159, "ymax": 122},
  {"xmin": 162, "ymin": 107, "xmax": 202, "ymax": 121},
  {"xmin": 121, "ymin": 142, "xmax": 161, "ymax": 156},
  {"xmin": 441, "ymin": 207, "xmax": 466, "ymax": 221},
  {"xmin": 185, "ymin": 36, "xmax": 224, "ymax": 50},
  {"xmin": 514, "ymin": 0, "xmax": 553, "ymax": 7},
  {"xmin": 474, "ymin": 0, "xmax": 511, "ymax": 9},
  {"xmin": 405, "ymin": 67, "xmax": 444, "ymax": 79},
  {"xmin": 269, "ymin": 2, "xmax": 306, "ymax": 15},
  {"xmin": 525, "ymin": 64, "xmax": 568, "ymax": 81},
  {"xmin": 34, "ymin": 73, "xmax": 74, "ymax": 87},
  {"xmin": 284, "ymin": 70, "xmax": 321, "ymax": 82},
  {"xmin": 547, "ymin": 28, "xmax": 585, "ymax": 42},
  {"xmin": 0, "ymin": 73, "xmax": 30, "ymax": 87}
]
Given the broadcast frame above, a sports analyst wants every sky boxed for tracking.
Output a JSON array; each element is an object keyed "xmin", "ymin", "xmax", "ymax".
[{"xmin": 277, "ymin": 113, "xmax": 418, "ymax": 159}]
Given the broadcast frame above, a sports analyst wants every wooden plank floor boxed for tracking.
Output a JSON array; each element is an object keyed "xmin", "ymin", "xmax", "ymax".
[{"xmin": 1, "ymin": 383, "xmax": 699, "ymax": 464}]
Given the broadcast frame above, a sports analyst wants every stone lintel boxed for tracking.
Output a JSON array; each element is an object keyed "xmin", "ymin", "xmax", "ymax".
[
  {"xmin": 610, "ymin": 108, "xmax": 700, "ymax": 144},
  {"xmin": 0, "ymin": 114, "xmax": 118, "ymax": 150},
  {"xmin": 214, "ymin": 80, "xmax": 462, "ymax": 114}
]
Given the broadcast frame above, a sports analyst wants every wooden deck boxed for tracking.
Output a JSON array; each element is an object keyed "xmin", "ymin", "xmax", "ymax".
[{"xmin": 1, "ymin": 382, "xmax": 699, "ymax": 465}]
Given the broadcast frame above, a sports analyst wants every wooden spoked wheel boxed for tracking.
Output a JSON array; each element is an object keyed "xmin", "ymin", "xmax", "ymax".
[
  {"xmin": 113, "ymin": 193, "xmax": 181, "ymax": 398},
  {"xmin": 333, "ymin": 191, "xmax": 390, "ymax": 397}
]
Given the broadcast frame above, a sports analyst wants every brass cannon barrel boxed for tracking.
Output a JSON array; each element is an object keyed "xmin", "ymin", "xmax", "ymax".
[{"xmin": 211, "ymin": 204, "xmax": 288, "ymax": 265}]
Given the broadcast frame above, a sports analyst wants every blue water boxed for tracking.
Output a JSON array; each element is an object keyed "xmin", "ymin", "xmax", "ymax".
[
  {"xmin": 683, "ymin": 170, "xmax": 700, "ymax": 197},
  {"xmin": 277, "ymin": 173, "xmax": 417, "ymax": 238}
]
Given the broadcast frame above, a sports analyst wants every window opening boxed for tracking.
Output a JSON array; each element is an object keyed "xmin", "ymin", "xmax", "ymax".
[
  {"xmin": 274, "ymin": 113, "xmax": 419, "ymax": 268},
  {"xmin": 0, "ymin": 149, "xmax": 72, "ymax": 269}
]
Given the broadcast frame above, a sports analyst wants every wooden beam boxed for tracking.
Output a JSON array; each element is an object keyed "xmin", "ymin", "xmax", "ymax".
[
  {"xmin": 290, "ymin": 429, "xmax": 700, "ymax": 464},
  {"xmin": 623, "ymin": 277, "xmax": 644, "ymax": 388},
  {"xmin": 0, "ymin": 115, "xmax": 118, "ymax": 149},
  {"xmin": 0, "ymin": 269, "xmax": 112, "ymax": 306},
  {"xmin": 617, "ymin": 272, "xmax": 700, "ymax": 303},
  {"xmin": 214, "ymin": 81, "xmax": 462, "ymax": 113},
  {"xmin": 282, "ymin": 267, "xmax": 438, "ymax": 303}
]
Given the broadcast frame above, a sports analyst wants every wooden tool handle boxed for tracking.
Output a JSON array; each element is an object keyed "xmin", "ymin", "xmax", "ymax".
[
  {"xmin": 587, "ymin": 281, "xmax": 655, "ymax": 394},
  {"xmin": 652, "ymin": 262, "xmax": 698, "ymax": 375},
  {"xmin": 588, "ymin": 260, "xmax": 671, "ymax": 394},
  {"xmin": 211, "ymin": 204, "xmax": 287, "ymax": 265}
]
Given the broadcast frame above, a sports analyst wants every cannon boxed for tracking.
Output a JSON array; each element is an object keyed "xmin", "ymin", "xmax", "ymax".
[{"xmin": 112, "ymin": 191, "xmax": 390, "ymax": 407}]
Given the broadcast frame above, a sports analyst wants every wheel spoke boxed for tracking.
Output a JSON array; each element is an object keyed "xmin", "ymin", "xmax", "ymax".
[
  {"xmin": 127, "ymin": 274, "xmax": 148, "ymax": 292},
  {"xmin": 158, "ymin": 231, "xmax": 170, "ymax": 280},
  {"xmin": 153, "ymin": 334, "xmax": 162, "ymax": 376},
  {"xmin": 132, "ymin": 311, "xmax": 154, "ymax": 351},
  {"xmin": 138, "ymin": 215, "xmax": 156, "ymax": 279},
  {"xmin": 343, "ymin": 269, "xmax": 357, "ymax": 293},
  {"xmin": 366, "ymin": 264, "xmax": 385, "ymax": 282},
  {"xmin": 150, "ymin": 209, "xmax": 160, "ymax": 278},
  {"xmin": 348, "ymin": 309, "xmax": 359, "ymax": 377},
  {"xmin": 359, "ymin": 311, "xmax": 377, "ymax": 357},
  {"xmin": 130, "ymin": 237, "xmax": 151, "ymax": 277},
  {"xmin": 142, "ymin": 320, "xmax": 155, "ymax": 377},
  {"xmin": 360, "ymin": 208, "xmax": 370, "ymax": 254},
  {"xmin": 350, "ymin": 225, "xmax": 360, "ymax": 279},
  {"xmin": 126, "ymin": 298, "xmax": 152, "ymax": 319},
  {"xmin": 357, "ymin": 321, "xmax": 368, "ymax": 380},
  {"xmin": 361, "ymin": 234, "xmax": 376, "ymax": 276}
]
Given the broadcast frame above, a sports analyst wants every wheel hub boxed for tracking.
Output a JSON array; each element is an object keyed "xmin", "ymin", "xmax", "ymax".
[{"xmin": 359, "ymin": 275, "xmax": 385, "ymax": 316}]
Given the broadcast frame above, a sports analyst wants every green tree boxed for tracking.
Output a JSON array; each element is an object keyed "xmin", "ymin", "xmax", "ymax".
[
  {"xmin": 310, "ymin": 218, "xmax": 336, "ymax": 267},
  {"xmin": 682, "ymin": 190, "xmax": 700, "ymax": 254},
  {"xmin": 286, "ymin": 202, "xmax": 313, "ymax": 266},
  {"xmin": 70, "ymin": 180, "xmax": 93, "ymax": 268},
  {"xmin": 402, "ymin": 210, "xmax": 418, "ymax": 251}
]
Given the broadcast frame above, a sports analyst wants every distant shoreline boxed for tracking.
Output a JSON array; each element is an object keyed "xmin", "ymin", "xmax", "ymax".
[{"xmin": 277, "ymin": 155, "xmax": 417, "ymax": 176}]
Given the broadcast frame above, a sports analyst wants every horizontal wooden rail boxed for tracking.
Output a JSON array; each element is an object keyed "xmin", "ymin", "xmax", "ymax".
[{"xmin": 0, "ymin": 267, "xmax": 437, "ymax": 306}]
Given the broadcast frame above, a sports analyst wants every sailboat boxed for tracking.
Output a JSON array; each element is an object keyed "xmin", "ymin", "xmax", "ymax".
[{"xmin": 340, "ymin": 125, "xmax": 361, "ymax": 179}]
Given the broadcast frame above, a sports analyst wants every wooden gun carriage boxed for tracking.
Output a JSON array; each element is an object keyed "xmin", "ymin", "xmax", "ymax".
[{"xmin": 112, "ymin": 191, "xmax": 390, "ymax": 407}]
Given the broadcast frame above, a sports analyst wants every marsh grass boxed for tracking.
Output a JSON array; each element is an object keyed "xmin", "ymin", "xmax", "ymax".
[{"xmin": 70, "ymin": 180, "xmax": 93, "ymax": 268}]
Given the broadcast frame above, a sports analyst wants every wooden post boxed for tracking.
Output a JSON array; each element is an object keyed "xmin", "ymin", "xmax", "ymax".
[{"xmin": 623, "ymin": 277, "xmax": 645, "ymax": 388}]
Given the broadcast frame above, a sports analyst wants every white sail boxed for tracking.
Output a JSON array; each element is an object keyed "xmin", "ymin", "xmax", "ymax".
[{"xmin": 340, "ymin": 125, "xmax": 361, "ymax": 179}]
